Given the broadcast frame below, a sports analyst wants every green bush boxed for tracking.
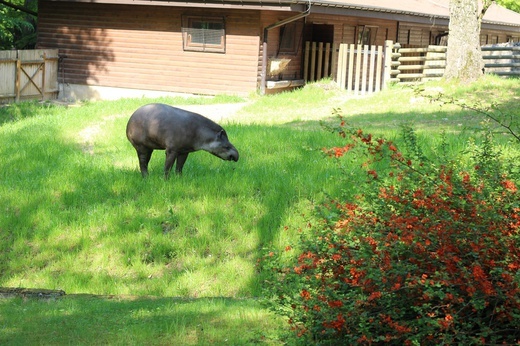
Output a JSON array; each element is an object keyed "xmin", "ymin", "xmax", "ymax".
[{"xmin": 263, "ymin": 114, "xmax": 520, "ymax": 345}]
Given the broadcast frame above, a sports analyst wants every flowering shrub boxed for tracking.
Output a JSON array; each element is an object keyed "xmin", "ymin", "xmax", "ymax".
[{"xmin": 263, "ymin": 116, "xmax": 520, "ymax": 345}]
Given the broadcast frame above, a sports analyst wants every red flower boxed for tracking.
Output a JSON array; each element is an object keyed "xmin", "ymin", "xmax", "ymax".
[
  {"xmin": 328, "ymin": 300, "xmax": 343, "ymax": 308},
  {"xmin": 367, "ymin": 170, "xmax": 378, "ymax": 179},
  {"xmin": 300, "ymin": 289, "xmax": 311, "ymax": 300},
  {"xmin": 368, "ymin": 291, "xmax": 382, "ymax": 301},
  {"xmin": 330, "ymin": 313, "xmax": 346, "ymax": 331},
  {"xmin": 502, "ymin": 180, "xmax": 517, "ymax": 192}
]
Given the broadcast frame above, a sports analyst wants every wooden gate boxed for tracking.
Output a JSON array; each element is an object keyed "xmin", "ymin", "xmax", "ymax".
[
  {"xmin": 303, "ymin": 41, "xmax": 385, "ymax": 95},
  {"xmin": 0, "ymin": 49, "xmax": 59, "ymax": 103},
  {"xmin": 303, "ymin": 41, "xmax": 336, "ymax": 82},
  {"xmin": 336, "ymin": 44, "xmax": 385, "ymax": 95}
]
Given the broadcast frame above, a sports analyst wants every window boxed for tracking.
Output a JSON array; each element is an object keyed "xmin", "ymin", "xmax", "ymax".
[
  {"xmin": 485, "ymin": 34, "xmax": 499, "ymax": 45},
  {"xmin": 508, "ymin": 36, "xmax": 519, "ymax": 43},
  {"xmin": 278, "ymin": 20, "xmax": 303, "ymax": 55},
  {"xmin": 279, "ymin": 23, "xmax": 297, "ymax": 54},
  {"xmin": 182, "ymin": 16, "xmax": 225, "ymax": 53},
  {"xmin": 357, "ymin": 25, "xmax": 378, "ymax": 46}
]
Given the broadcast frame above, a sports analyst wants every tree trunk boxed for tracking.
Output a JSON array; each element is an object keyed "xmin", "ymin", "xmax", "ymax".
[{"xmin": 445, "ymin": 0, "xmax": 491, "ymax": 83}]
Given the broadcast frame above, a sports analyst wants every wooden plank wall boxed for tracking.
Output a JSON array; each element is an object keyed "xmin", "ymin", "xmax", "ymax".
[
  {"xmin": 37, "ymin": 1, "xmax": 261, "ymax": 95},
  {"xmin": 398, "ymin": 22, "xmax": 519, "ymax": 47},
  {"xmin": 398, "ymin": 24, "xmax": 439, "ymax": 46},
  {"xmin": 394, "ymin": 45, "xmax": 447, "ymax": 83},
  {"xmin": 480, "ymin": 29, "xmax": 520, "ymax": 45}
]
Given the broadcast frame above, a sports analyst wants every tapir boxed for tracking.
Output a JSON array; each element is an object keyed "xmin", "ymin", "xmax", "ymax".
[{"xmin": 126, "ymin": 103, "xmax": 239, "ymax": 178}]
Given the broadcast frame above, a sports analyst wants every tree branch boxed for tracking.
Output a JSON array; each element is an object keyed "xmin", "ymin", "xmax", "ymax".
[{"xmin": 0, "ymin": 0, "xmax": 37, "ymax": 17}]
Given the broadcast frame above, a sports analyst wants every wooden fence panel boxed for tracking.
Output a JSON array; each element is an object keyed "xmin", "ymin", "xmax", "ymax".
[
  {"xmin": 482, "ymin": 46, "xmax": 520, "ymax": 77},
  {"xmin": 388, "ymin": 44, "xmax": 447, "ymax": 84},
  {"xmin": 0, "ymin": 49, "xmax": 59, "ymax": 103},
  {"xmin": 335, "ymin": 43, "xmax": 384, "ymax": 95},
  {"xmin": 298, "ymin": 41, "xmax": 519, "ymax": 95},
  {"xmin": 304, "ymin": 41, "xmax": 335, "ymax": 82},
  {"xmin": 0, "ymin": 51, "xmax": 17, "ymax": 100}
]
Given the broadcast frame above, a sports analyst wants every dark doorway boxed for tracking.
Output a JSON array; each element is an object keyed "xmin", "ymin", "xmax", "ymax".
[{"xmin": 311, "ymin": 24, "xmax": 334, "ymax": 43}]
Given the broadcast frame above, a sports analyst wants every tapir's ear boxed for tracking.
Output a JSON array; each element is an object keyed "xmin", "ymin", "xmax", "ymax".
[{"xmin": 218, "ymin": 130, "xmax": 227, "ymax": 139}]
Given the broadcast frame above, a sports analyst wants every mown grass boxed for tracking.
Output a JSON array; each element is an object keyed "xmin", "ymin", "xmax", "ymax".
[
  {"xmin": 1, "ymin": 296, "xmax": 282, "ymax": 345},
  {"xmin": 0, "ymin": 75, "xmax": 518, "ymax": 344}
]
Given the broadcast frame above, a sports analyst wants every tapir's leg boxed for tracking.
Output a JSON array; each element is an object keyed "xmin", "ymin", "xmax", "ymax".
[
  {"xmin": 164, "ymin": 149, "xmax": 179, "ymax": 179},
  {"xmin": 137, "ymin": 148, "xmax": 153, "ymax": 177},
  {"xmin": 175, "ymin": 153, "xmax": 189, "ymax": 174}
]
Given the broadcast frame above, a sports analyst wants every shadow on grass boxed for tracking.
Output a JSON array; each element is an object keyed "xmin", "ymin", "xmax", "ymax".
[
  {"xmin": 0, "ymin": 295, "xmax": 284, "ymax": 345},
  {"xmin": 0, "ymin": 101, "xmax": 64, "ymax": 126}
]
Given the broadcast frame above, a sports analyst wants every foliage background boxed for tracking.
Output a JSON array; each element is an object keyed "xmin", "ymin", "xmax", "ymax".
[{"xmin": 0, "ymin": 0, "xmax": 37, "ymax": 49}]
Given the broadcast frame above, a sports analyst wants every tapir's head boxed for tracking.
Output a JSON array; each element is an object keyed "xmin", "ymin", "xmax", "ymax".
[{"xmin": 208, "ymin": 130, "xmax": 239, "ymax": 162}]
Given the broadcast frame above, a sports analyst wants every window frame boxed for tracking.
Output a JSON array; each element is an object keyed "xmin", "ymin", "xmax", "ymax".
[
  {"xmin": 357, "ymin": 25, "xmax": 379, "ymax": 46},
  {"xmin": 182, "ymin": 15, "xmax": 226, "ymax": 53},
  {"xmin": 278, "ymin": 22, "xmax": 298, "ymax": 54}
]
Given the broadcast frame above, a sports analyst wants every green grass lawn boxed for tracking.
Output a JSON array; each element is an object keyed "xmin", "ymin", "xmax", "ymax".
[{"xmin": 0, "ymin": 76, "xmax": 518, "ymax": 344}]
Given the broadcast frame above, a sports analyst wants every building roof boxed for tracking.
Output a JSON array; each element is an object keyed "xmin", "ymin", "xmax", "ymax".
[
  {"xmin": 48, "ymin": 0, "xmax": 520, "ymax": 29},
  {"xmin": 302, "ymin": 0, "xmax": 520, "ymax": 28}
]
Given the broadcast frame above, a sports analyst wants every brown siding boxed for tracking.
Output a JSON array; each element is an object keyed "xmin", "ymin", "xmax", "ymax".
[
  {"xmin": 397, "ymin": 23, "xmax": 517, "ymax": 47},
  {"xmin": 305, "ymin": 14, "xmax": 397, "ymax": 46},
  {"xmin": 480, "ymin": 29, "xmax": 520, "ymax": 45},
  {"xmin": 397, "ymin": 23, "xmax": 447, "ymax": 46},
  {"xmin": 37, "ymin": 1, "xmax": 261, "ymax": 95}
]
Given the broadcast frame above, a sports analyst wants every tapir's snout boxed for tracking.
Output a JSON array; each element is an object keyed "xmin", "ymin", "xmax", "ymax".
[{"xmin": 229, "ymin": 149, "xmax": 239, "ymax": 162}]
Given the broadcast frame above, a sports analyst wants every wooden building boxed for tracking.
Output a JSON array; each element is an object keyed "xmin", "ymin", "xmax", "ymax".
[{"xmin": 36, "ymin": 0, "xmax": 520, "ymax": 98}]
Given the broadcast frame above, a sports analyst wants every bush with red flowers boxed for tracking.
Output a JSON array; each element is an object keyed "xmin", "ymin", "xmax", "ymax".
[{"xmin": 263, "ymin": 115, "xmax": 520, "ymax": 345}]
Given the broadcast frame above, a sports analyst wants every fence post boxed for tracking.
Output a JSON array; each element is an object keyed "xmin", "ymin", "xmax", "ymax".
[
  {"xmin": 347, "ymin": 44, "xmax": 354, "ymax": 93},
  {"xmin": 354, "ymin": 44, "xmax": 362, "ymax": 95},
  {"xmin": 324, "ymin": 43, "xmax": 331, "ymax": 78},
  {"xmin": 368, "ymin": 45, "xmax": 376, "ymax": 94},
  {"xmin": 42, "ymin": 52, "xmax": 47, "ymax": 100},
  {"xmin": 336, "ymin": 43, "xmax": 347, "ymax": 89},
  {"xmin": 310, "ymin": 42, "xmax": 317, "ymax": 82},
  {"xmin": 331, "ymin": 43, "xmax": 338, "ymax": 82},
  {"xmin": 15, "ymin": 55, "xmax": 21, "ymax": 102},
  {"xmin": 303, "ymin": 41, "xmax": 310, "ymax": 82},
  {"xmin": 382, "ymin": 40, "xmax": 393, "ymax": 89},
  {"xmin": 361, "ymin": 44, "xmax": 369, "ymax": 95},
  {"xmin": 375, "ymin": 45, "xmax": 383, "ymax": 92},
  {"xmin": 317, "ymin": 42, "xmax": 323, "ymax": 80}
]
